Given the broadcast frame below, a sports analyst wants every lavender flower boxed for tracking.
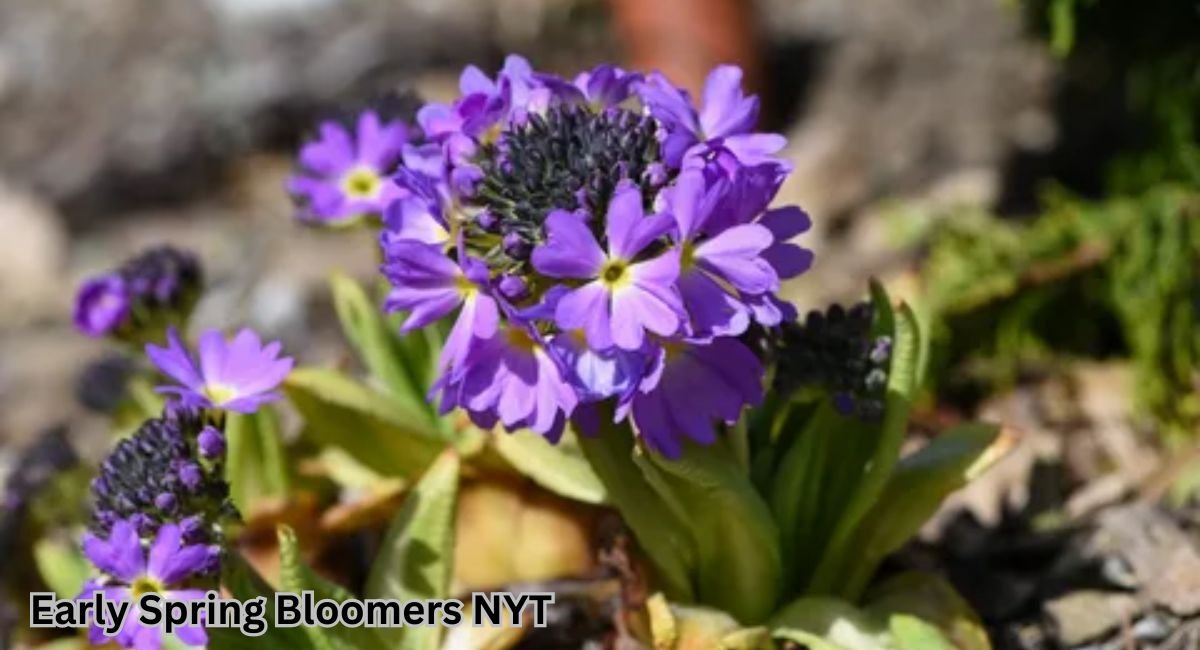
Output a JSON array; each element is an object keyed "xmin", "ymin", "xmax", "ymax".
[
  {"xmin": 380, "ymin": 240, "xmax": 499, "ymax": 373},
  {"xmin": 81, "ymin": 520, "xmax": 212, "ymax": 649},
  {"xmin": 532, "ymin": 183, "xmax": 682, "ymax": 350},
  {"xmin": 74, "ymin": 275, "xmax": 130, "ymax": 337},
  {"xmin": 638, "ymin": 65, "xmax": 787, "ymax": 170},
  {"xmin": 73, "ymin": 247, "xmax": 203, "ymax": 342},
  {"xmin": 617, "ymin": 338, "xmax": 764, "ymax": 457},
  {"xmin": 146, "ymin": 328, "xmax": 293, "ymax": 414},
  {"xmin": 376, "ymin": 57, "xmax": 813, "ymax": 455},
  {"xmin": 287, "ymin": 109, "xmax": 411, "ymax": 225},
  {"xmin": 434, "ymin": 324, "xmax": 578, "ymax": 440}
]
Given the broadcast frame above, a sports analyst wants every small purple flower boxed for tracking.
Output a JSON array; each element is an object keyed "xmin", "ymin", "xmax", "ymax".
[
  {"xmin": 381, "ymin": 239, "xmax": 499, "ymax": 374},
  {"xmin": 638, "ymin": 65, "xmax": 787, "ymax": 170},
  {"xmin": 418, "ymin": 55, "xmax": 543, "ymax": 143},
  {"xmin": 435, "ymin": 324, "xmax": 578, "ymax": 441},
  {"xmin": 665, "ymin": 168, "xmax": 790, "ymax": 337},
  {"xmin": 618, "ymin": 337, "xmax": 764, "ymax": 458},
  {"xmin": 539, "ymin": 64, "xmax": 641, "ymax": 109},
  {"xmin": 287, "ymin": 110, "xmax": 411, "ymax": 224},
  {"xmin": 197, "ymin": 426, "xmax": 224, "ymax": 459},
  {"xmin": 382, "ymin": 168, "xmax": 451, "ymax": 247},
  {"xmin": 532, "ymin": 183, "xmax": 683, "ymax": 350},
  {"xmin": 74, "ymin": 274, "xmax": 130, "ymax": 337},
  {"xmin": 146, "ymin": 328, "xmax": 294, "ymax": 414},
  {"xmin": 80, "ymin": 520, "xmax": 211, "ymax": 648}
]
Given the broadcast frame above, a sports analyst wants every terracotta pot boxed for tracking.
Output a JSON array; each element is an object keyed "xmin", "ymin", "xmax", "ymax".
[{"xmin": 609, "ymin": 0, "xmax": 762, "ymax": 98}]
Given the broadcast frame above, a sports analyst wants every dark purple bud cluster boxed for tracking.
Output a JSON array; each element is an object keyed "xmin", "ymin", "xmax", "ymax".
[
  {"xmin": 73, "ymin": 246, "xmax": 203, "ymax": 342},
  {"xmin": 471, "ymin": 104, "xmax": 666, "ymax": 270},
  {"xmin": 773, "ymin": 302, "xmax": 893, "ymax": 421},
  {"xmin": 89, "ymin": 413, "xmax": 235, "ymax": 570}
]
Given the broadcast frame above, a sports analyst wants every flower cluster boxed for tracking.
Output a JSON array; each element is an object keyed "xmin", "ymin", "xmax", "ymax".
[
  {"xmin": 76, "ymin": 325, "xmax": 291, "ymax": 649},
  {"xmin": 366, "ymin": 57, "xmax": 813, "ymax": 456},
  {"xmin": 89, "ymin": 413, "xmax": 234, "ymax": 546},
  {"xmin": 81, "ymin": 412, "xmax": 229, "ymax": 649},
  {"xmin": 772, "ymin": 302, "xmax": 892, "ymax": 420},
  {"xmin": 73, "ymin": 246, "xmax": 203, "ymax": 342}
]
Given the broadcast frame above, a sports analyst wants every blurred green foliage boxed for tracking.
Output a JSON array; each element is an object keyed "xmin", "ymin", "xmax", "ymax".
[{"xmin": 918, "ymin": 0, "xmax": 1199, "ymax": 438}]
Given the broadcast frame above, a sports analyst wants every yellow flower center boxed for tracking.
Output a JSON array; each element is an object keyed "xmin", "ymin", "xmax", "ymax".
[
  {"xmin": 505, "ymin": 327, "xmax": 538, "ymax": 353},
  {"xmin": 680, "ymin": 241, "xmax": 697, "ymax": 272},
  {"xmin": 130, "ymin": 576, "xmax": 165, "ymax": 600},
  {"xmin": 455, "ymin": 274, "xmax": 478, "ymax": 298},
  {"xmin": 600, "ymin": 259, "xmax": 631, "ymax": 289},
  {"xmin": 203, "ymin": 383, "xmax": 238, "ymax": 406},
  {"xmin": 341, "ymin": 167, "xmax": 382, "ymax": 199}
]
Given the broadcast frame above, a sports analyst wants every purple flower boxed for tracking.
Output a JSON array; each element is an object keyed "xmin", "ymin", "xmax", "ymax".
[
  {"xmin": 74, "ymin": 274, "xmax": 130, "ymax": 337},
  {"xmin": 287, "ymin": 110, "xmax": 411, "ymax": 224},
  {"xmin": 81, "ymin": 520, "xmax": 212, "ymax": 649},
  {"xmin": 665, "ymin": 168, "xmax": 793, "ymax": 337},
  {"xmin": 638, "ymin": 65, "xmax": 787, "ymax": 169},
  {"xmin": 532, "ymin": 183, "xmax": 683, "ymax": 350},
  {"xmin": 381, "ymin": 239, "xmax": 499, "ymax": 374},
  {"xmin": 539, "ymin": 64, "xmax": 641, "ymax": 109},
  {"xmin": 418, "ymin": 55, "xmax": 543, "ymax": 143},
  {"xmin": 617, "ymin": 338, "xmax": 764, "ymax": 458},
  {"xmin": 73, "ymin": 247, "xmax": 205, "ymax": 342},
  {"xmin": 435, "ymin": 324, "xmax": 577, "ymax": 440},
  {"xmin": 146, "ymin": 328, "xmax": 294, "ymax": 414},
  {"xmin": 197, "ymin": 426, "xmax": 224, "ymax": 459},
  {"xmin": 382, "ymin": 168, "xmax": 451, "ymax": 247}
]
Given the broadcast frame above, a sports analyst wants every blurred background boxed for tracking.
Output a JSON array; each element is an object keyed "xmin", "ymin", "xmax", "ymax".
[{"xmin": 0, "ymin": 0, "xmax": 1196, "ymax": 646}]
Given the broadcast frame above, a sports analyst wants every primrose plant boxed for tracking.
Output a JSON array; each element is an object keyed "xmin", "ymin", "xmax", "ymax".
[{"xmin": 67, "ymin": 57, "xmax": 1005, "ymax": 650}]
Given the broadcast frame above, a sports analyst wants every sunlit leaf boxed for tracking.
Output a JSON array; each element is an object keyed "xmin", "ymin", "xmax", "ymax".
[
  {"xmin": 866, "ymin": 573, "xmax": 991, "ymax": 650},
  {"xmin": 492, "ymin": 428, "xmax": 607, "ymax": 504},
  {"xmin": 809, "ymin": 285, "xmax": 924, "ymax": 598},
  {"xmin": 226, "ymin": 407, "xmax": 290, "ymax": 514},
  {"xmin": 576, "ymin": 425, "xmax": 694, "ymax": 602},
  {"xmin": 217, "ymin": 552, "xmax": 315, "ymax": 650},
  {"xmin": 640, "ymin": 441, "xmax": 782, "ymax": 625},
  {"xmin": 839, "ymin": 424, "xmax": 1008, "ymax": 597},
  {"xmin": 285, "ymin": 367, "xmax": 447, "ymax": 478},
  {"xmin": 277, "ymin": 525, "xmax": 388, "ymax": 650},
  {"xmin": 366, "ymin": 451, "xmax": 460, "ymax": 650},
  {"xmin": 329, "ymin": 273, "xmax": 436, "ymax": 417},
  {"xmin": 33, "ymin": 536, "xmax": 89, "ymax": 598}
]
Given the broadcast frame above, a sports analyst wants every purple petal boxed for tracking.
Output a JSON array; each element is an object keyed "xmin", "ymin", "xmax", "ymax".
[
  {"xmin": 699, "ymin": 65, "xmax": 759, "ymax": 138},
  {"xmin": 678, "ymin": 270, "xmax": 750, "ymax": 338},
  {"xmin": 145, "ymin": 329, "xmax": 203, "ymax": 393},
  {"xmin": 695, "ymin": 223, "xmax": 778, "ymax": 294},
  {"xmin": 605, "ymin": 183, "xmax": 673, "ymax": 259},
  {"xmin": 532, "ymin": 210, "xmax": 605, "ymax": 279},
  {"xmin": 555, "ymin": 282, "xmax": 613, "ymax": 351}
]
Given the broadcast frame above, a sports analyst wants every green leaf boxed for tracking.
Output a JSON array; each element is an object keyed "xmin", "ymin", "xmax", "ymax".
[
  {"xmin": 33, "ymin": 537, "xmax": 89, "ymax": 598},
  {"xmin": 890, "ymin": 615, "xmax": 957, "ymax": 650},
  {"xmin": 366, "ymin": 450, "xmax": 460, "ymax": 650},
  {"xmin": 285, "ymin": 367, "xmax": 447, "ymax": 478},
  {"xmin": 770, "ymin": 597, "xmax": 887, "ymax": 650},
  {"xmin": 865, "ymin": 573, "xmax": 991, "ymax": 650},
  {"xmin": 808, "ymin": 285, "xmax": 924, "ymax": 598},
  {"xmin": 769, "ymin": 574, "xmax": 991, "ymax": 650},
  {"xmin": 225, "ymin": 407, "xmax": 290, "ymax": 513},
  {"xmin": 840, "ymin": 423, "xmax": 1005, "ymax": 598},
  {"xmin": 277, "ymin": 526, "xmax": 388, "ymax": 650},
  {"xmin": 492, "ymin": 428, "xmax": 607, "ymax": 504},
  {"xmin": 218, "ymin": 552, "xmax": 315, "ymax": 650},
  {"xmin": 641, "ymin": 440, "xmax": 782, "ymax": 625},
  {"xmin": 329, "ymin": 273, "xmax": 436, "ymax": 417},
  {"xmin": 576, "ymin": 424, "xmax": 695, "ymax": 602}
]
